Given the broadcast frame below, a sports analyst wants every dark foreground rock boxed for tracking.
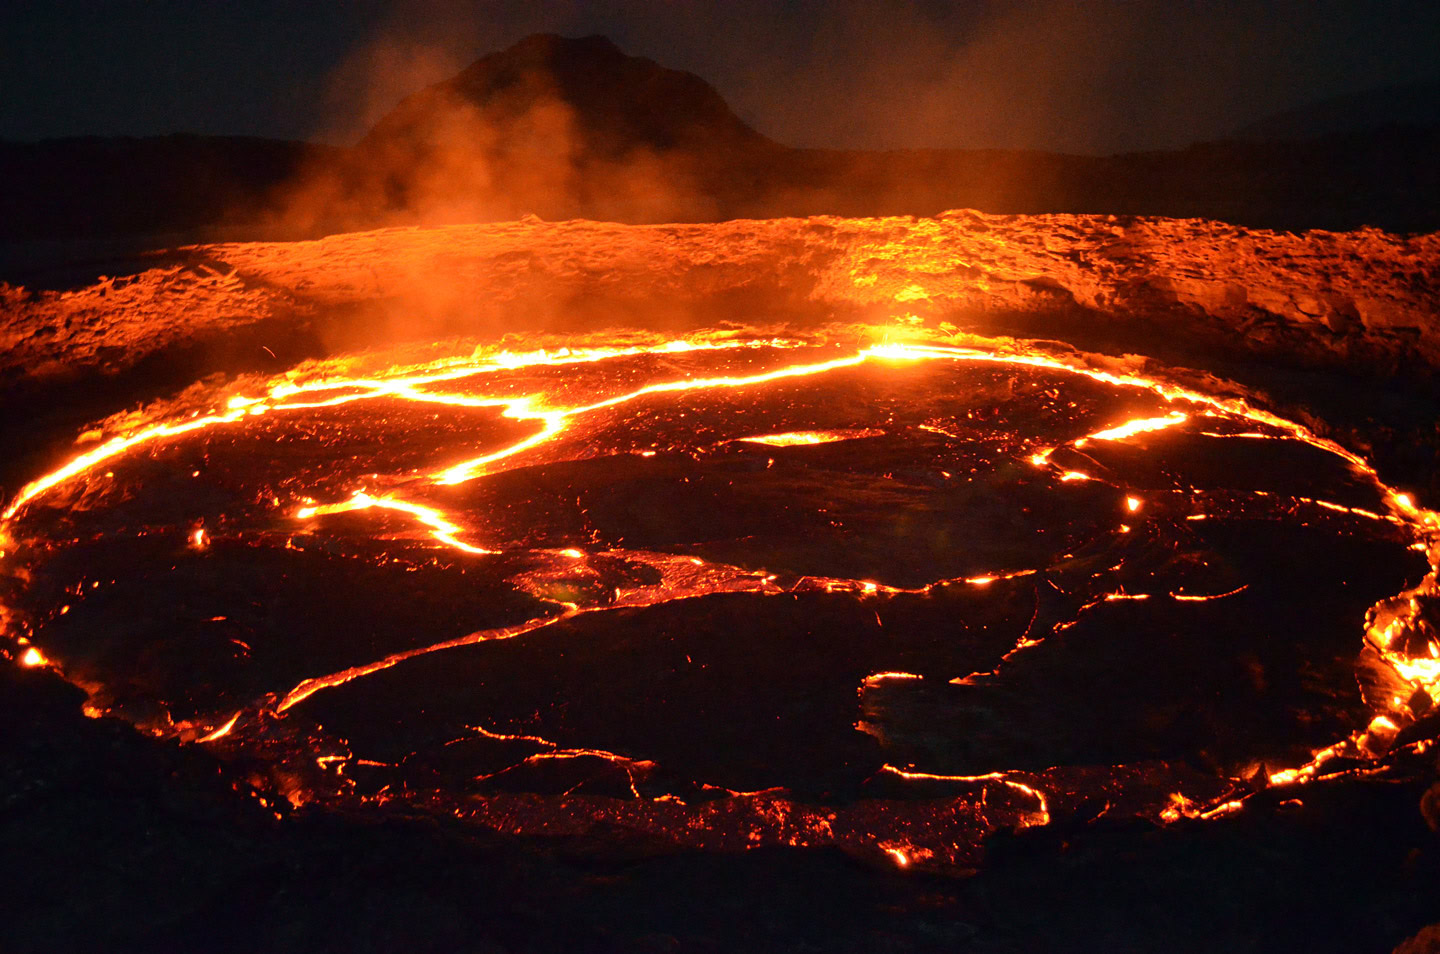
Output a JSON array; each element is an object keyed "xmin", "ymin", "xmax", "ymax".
[{"xmin": 2, "ymin": 659, "xmax": 1438, "ymax": 953}]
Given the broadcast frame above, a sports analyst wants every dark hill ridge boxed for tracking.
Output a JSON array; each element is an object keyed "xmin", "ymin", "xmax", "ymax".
[
  {"xmin": 1, "ymin": 33, "xmax": 1438, "ymax": 265},
  {"xmin": 1233, "ymin": 78, "xmax": 1440, "ymax": 143},
  {"xmin": 362, "ymin": 33, "xmax": 774, "ymax": 157},
  {"xmin": 326, "ymin": 33, "xmax": 784, "ymax": 226},
  {"xmin": 0, "ymin": 134, "xmax": 338, "ymax": 243}
]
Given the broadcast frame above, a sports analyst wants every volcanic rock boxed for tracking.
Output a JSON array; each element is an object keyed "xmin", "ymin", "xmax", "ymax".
[
  {"xmin": 1233, "ymin": 78, "xmax": 1440, "ymax": 142},
  {"xmin": 1396, "ymin": 923, "xmax": 1440, "ymax": 954},
  {"xmin": 3, "ymin": 212, "xmax": 1437, "ymax": 392},
  {"xmin": 363, "ymin": 33, "xmax": 772, "ymax": 161}
]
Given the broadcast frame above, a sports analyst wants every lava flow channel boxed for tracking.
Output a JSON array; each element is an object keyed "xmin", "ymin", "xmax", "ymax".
[{"xmin": 2, "ymin": 326, "xmax": 1437, "ymax": 870}]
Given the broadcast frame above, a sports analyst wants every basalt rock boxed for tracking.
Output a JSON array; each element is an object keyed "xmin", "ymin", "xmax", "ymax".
[{"xmin": 2, "ymin": 212, "xmax": 1436, "ymax": 391}]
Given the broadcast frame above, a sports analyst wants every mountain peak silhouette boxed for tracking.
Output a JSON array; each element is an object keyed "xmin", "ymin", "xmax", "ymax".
[{"xmin": 361, "ymin": 33, "xmax": 771, "ymax": 159}]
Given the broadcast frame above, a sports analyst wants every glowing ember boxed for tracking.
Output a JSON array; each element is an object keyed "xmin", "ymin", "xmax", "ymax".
[
  {"xmin": 1076, "ymin": 411, "xmax": 1188, "ymax": 446},
  {"xmin": 737, "ymin": 429, "xmax": 885, "ymax": 447},
  {"xmin": 1, "ymin": 325, "xmax": 1436, "ymax": 870},
  {"xmin": 197, "ymin": 712, "xmax": 241, "ymax": 744},
  {"xmin": 297, "ymin": 491, "xmax": 494, "ymax": 554}
]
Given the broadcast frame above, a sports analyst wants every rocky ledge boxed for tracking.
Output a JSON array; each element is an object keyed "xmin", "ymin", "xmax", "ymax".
[{"xmin": 2, "ymin": 210, "xmax": 1437, "ymax": 387}]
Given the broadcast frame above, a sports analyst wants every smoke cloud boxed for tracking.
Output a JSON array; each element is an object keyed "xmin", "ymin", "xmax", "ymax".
[{"xmin": 216, "ymin": 0, "xmax": 1440, "ymax": 239}]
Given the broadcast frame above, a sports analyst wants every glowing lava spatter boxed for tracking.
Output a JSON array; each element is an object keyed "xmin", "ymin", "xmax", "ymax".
[
  {"xmin": 295, "ymin": 492, "xmax": 493, "ymax": 554},
  {"xmin": 736, "ymin": 429, "xmax": 886, "ymax": 447},
  {"xmin": 3, "ymin": 325, "xmax": 1438, "ymax": 867},
  {"xmin": 1076, "ymin": 411, "xmax": 1189, "ymax": 446}
]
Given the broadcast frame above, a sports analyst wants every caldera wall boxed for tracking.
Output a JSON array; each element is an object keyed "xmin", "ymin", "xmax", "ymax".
[{"xmin": 2, "ymin": 210, "xmax": 1438, "ymax": 389}]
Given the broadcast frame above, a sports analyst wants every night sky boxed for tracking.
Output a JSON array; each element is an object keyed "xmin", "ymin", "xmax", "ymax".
[{"xmin": 3, "ymin": 0, "xmax": 1438, "ymax": 154}]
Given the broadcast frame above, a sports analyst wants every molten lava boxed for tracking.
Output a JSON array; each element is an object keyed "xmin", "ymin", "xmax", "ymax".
[{"xmin": 1, "ymin": 325, "xmax": 1436, "ymax": 870}]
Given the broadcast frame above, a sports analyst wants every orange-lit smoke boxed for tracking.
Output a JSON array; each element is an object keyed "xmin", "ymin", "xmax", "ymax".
[{"xmin": 260, "ymin": 33, "xmax": 776, "ymax": 240}]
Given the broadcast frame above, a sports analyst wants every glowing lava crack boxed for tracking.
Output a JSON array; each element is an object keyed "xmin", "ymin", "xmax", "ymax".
[{"xmin": 2, "ymin": 326, "xmax": 1437, "ymax": 870}]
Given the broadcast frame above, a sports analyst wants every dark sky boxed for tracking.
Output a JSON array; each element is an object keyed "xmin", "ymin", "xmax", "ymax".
[{"xmin": 3, "ymin": 0, "xmax": 1438, "ymax": 154}]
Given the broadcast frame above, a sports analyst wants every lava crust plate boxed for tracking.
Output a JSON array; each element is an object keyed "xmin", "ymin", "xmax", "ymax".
[{"xmin": 3, "ymin": 329, "xmax": 1437, "ymax": 870}]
